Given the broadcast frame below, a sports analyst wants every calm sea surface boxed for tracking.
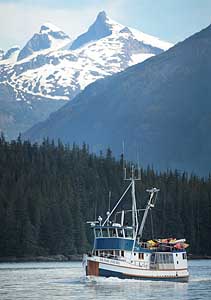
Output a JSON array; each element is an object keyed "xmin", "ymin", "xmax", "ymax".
[{"xmin": 0, "ymin": 260, "xmax": 210, "ymax": 300}]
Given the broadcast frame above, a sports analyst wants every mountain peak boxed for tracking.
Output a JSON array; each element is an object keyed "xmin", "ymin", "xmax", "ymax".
[
  {"xmin": 96, "ymin": 10, "xmax": 107, "ymax": 22},
  {"xmin": 3, "ymin": 45, "xmax": 20, "ymax": 60},
  {"xmin": 119, "ymin": 26, "xmax": 132, "ymax": 34},
  {"xmin": 40, "ymin": 23, "xmax": 63, "ymax": 34},
  {"xmin": 17, "ymin": 23, "xmax": 70, "ymax": 61},
  {"xmin": 70, "ymin": 11, "xmax": 123, "ymax": 50}
]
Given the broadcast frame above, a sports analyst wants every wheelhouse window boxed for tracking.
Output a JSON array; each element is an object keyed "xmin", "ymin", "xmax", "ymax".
[
  {"xmin": 109, "ymin": 228, "xmax": 117, "ymax": 237},
  {"xmin": 117, "ymin": 228, "xmax": 124, "ymax": 238},
  {"xmin": 95, "ymin": 228, "xmax": 102, "ymax": 237},
  {"xmin": 121, "ymin": 250, "xmax": 124, "ymax": 257},
  {"xmin": 102, "ymin": 228, "xmax": 109, "ymax": 237},
  {"xmin": 124, "ymin": 228, "xmax": 133, "ymax": 238}
]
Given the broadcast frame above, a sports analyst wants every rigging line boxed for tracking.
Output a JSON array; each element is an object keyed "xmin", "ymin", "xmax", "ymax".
[
  {"xmin": 108, "ymin": 191, "xmax": 111, "ymax": 212},
  {"xmin": 102, "ymin": 181, "xmax": 132, "ymax": 226},
  {"xmin": 150, "ymin": 209, "xmax": 154, "ymax": 240}
]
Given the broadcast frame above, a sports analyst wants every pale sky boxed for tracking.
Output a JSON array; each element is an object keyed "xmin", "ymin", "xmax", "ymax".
[{"xmin": 0, "ymin": 0, "xmax": 210, "ymax": 51}]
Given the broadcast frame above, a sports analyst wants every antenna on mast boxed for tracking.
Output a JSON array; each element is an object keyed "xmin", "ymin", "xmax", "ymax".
[
  {"xmin": 122, "ymin": 140, "xmax": 127, "ymax": 179},
  {"xmin": 122, "ymin": 140, "xmax": 125, "ymax": 160},
  {"xmin": 137, "ymin": 146, "xmax": 141, "ymax": 181}
]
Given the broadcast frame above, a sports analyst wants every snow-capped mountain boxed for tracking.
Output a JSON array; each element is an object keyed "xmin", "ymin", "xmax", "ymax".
[
  {"xmin": 0, "ymin": 11, "xmax": 172, "ymax": 138},
  {"xmin": 70, "ymin": 11, "xmax": 171, "ymax": 51},
  {"xmin": 1, "ymin": 11, "xmax": 172, "ymax": 103},
  {"xmin": 17, "ymin": 23, "xmax": 71, "ymax": 61}
]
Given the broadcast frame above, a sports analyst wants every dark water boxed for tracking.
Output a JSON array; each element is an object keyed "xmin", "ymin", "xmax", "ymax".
[{"xmin": 0, "ymin": 260, "xmax": 210, "ymax": 299}]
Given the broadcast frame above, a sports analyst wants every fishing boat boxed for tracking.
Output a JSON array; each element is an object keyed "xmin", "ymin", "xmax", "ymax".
[{"xmin": 83, "ymin": 166, "xmax": 189, "ymax": 282}]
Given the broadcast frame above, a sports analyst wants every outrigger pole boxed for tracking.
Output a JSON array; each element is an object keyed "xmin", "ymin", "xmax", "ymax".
[{"xmin": 138, "ymin": 188, "xmax": 160, "ymax": 239}]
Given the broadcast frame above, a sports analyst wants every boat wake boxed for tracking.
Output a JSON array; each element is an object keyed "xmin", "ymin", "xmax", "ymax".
[
  {"xmin": 84, "ymin": 275, "xmax": 180, "ymax": 285},
  {"xmin": 53, "ymin": 275, "xmax": 211, "ymax": 287},
  {"xmin": 52, "ymin": 276, "xmax": 87, "ymax": 285},
  {"xmin": 190, "ymin": 277, "xmax": 211, "ymax": 283},
  {"xmin": 85, "ymin": 275, "xmax": 140, "ymax": 284}
]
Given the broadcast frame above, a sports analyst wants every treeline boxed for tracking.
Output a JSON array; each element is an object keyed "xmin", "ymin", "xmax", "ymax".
[{"xmin": 0, "ymin": 135, "xmax": 210, "ymax": 257}]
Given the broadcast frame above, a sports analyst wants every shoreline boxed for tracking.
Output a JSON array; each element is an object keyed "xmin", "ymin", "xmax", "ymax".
[
  {"xmin": 188, "ymin": 254, "xmax": 211, "ymax": 260},
  {"xmin": 0, "ymin": 254, "xmax": 211, "ymax": 263},
  {"xmin": 0, "ymin": 254, "xmax": 83, "ymax": 263}
]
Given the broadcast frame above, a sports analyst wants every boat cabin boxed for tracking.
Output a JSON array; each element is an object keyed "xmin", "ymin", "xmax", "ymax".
[
  {"xmin": 94, "ymin": 225, "xmax": 133, "ymax": 239},
  {"xmin": 90, "ymin": 223, "xmax": 188, "ymax": 271}
]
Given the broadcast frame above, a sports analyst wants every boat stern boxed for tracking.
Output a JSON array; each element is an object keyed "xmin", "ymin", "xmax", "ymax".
[{"xmin": 83, "ymin": 255, "xmax": 100, "ymax": 276}]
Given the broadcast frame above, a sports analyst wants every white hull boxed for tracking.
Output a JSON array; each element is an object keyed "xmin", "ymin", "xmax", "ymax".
[{"xmin": 85, "ymin": 255, "xmax": 189, "ymax": 282}]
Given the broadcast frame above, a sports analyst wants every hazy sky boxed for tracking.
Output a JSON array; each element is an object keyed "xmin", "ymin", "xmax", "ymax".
[{"xmin": 0, "ymin": 0, "xmax": 210, "ymax": 50}]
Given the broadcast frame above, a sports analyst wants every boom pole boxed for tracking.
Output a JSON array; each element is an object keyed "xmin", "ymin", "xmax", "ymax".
[{"xmin": 138, "ymin": 188, "xmax": 159, "ymax": 239}]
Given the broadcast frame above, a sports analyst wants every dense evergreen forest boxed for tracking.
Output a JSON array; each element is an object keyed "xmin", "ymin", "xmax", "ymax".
[{"xmin": 0, "ymin": 135, "xmax": 210, "ymax": 258}]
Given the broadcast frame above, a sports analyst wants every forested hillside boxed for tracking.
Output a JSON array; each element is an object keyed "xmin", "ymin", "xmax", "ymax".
[{"xmin": 0, "ymin": 136, "xmax": 210, "ymax": 257}]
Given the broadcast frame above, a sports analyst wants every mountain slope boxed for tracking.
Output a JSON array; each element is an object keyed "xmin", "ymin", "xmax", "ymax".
[
  {"xmin": 25, "ymin": 24, "xmax": 211, "ymax": 175},
  {"xmin": 0, "ymin": 82, "xmax": 65, "ymax": 139}
]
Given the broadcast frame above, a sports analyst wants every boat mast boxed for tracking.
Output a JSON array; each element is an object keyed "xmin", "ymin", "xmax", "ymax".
[
  {"xmin": 131, "ymin": 166, "xmax": 138, "ymax": 233},
  {"xmin": 125, "ymin": 165, "xmax": 141, "ymax": 258},
  {"xmin": 124, "ymin": 165, "xmax": 140, "ymax": 234}
]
